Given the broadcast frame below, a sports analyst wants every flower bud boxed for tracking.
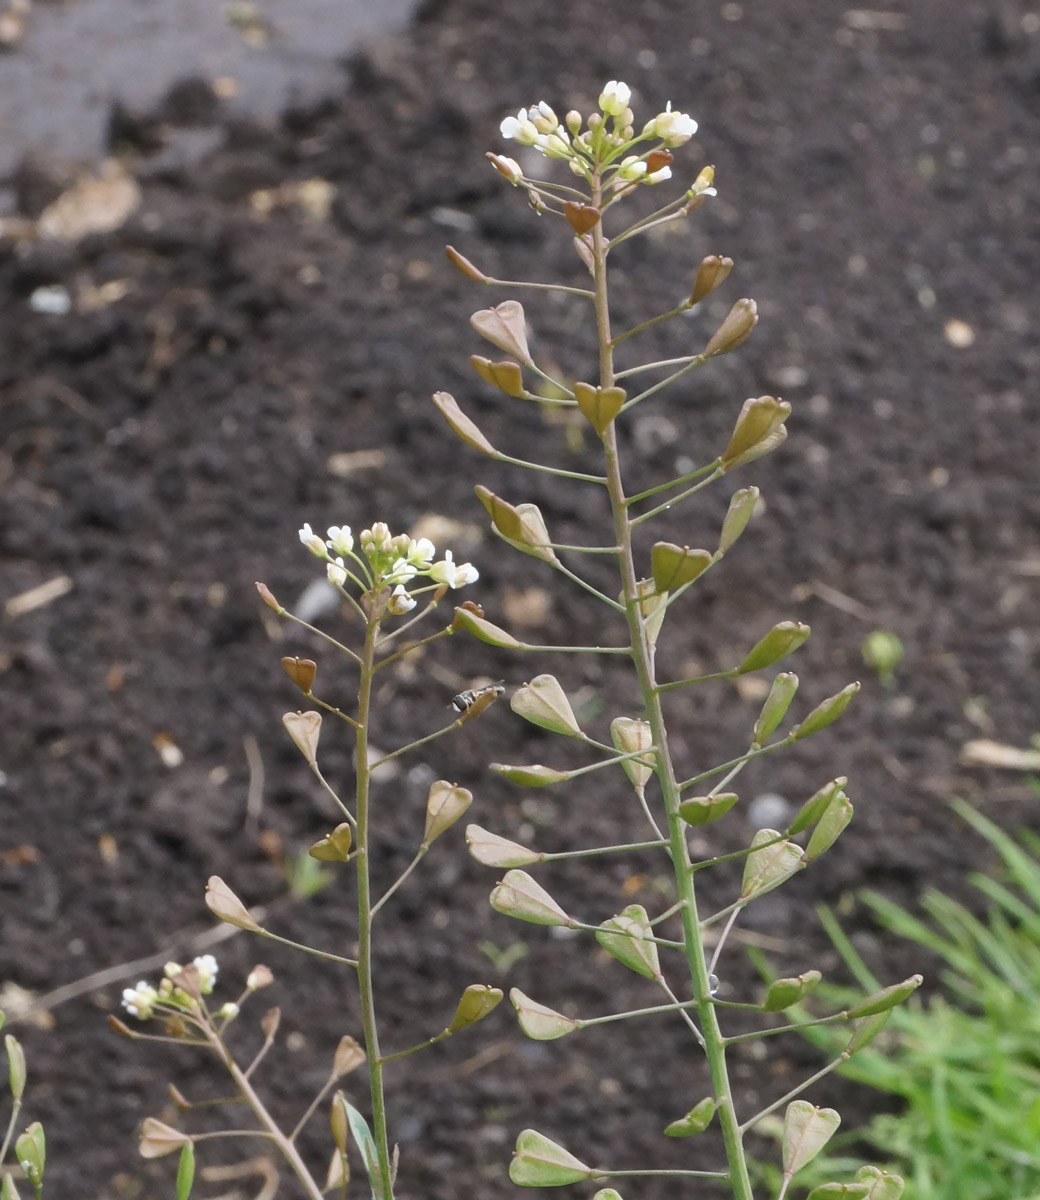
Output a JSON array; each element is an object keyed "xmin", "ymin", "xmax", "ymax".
[
  {"xmin": 565, "ymin": 110, "xmax": 582, "ymax": 135},
  {"xmin": 447, "ymin": 984, "xmax": 504, "ymax": 1033},
  {"xmin": 433, "ymin": 391, "xmax": 498, "ymax": 455},
  {"xmin": 510, "ymin": 1129, "xmax": 593, "ymax": 1187},
  {"xmin": 564, "ymin": 202, "xmax": 600, "ymax": 235},
  {"xmin": 446, "ymin": 244, "xmax": 488, "ymax": 282},
  {"xmin": 610, "ymin": 717, "xmax": 654, "ymax": 791},
  {"xmin": 753, "ymin": 672, "xmax": 799, "ymax": 744},
  {"xmin": 740, "ymin": 830, "xmax": 804, "ymax": 899},
  {"xmin": 205, "ymin": 876, "xmax": 261, "ymax": 932},
  {"xmin": 510, "ymin": 988, "xmax": 581, "ymax": 1040},
  {"xmin": 805, "ymin": 792, "xmax": 853, "ymax": 860},
  {"xmin": 470, "ymin": 300, "xmax": 531, "ymax": 364},
  {"xmin": 308, "ymin": 823, "xmax": 353, "ymax": 863},
  {"xmin": 490, "ymin": 870, "xmax": 571, "ymax": 926},
  {"xmin": 762, "ymin": 970, "xmax": 822, "ymax": 1012},
  {"xmin": 737, "ymin": 621, "xmax": 810, "ymax": 674},
  {"xmin": 573, "ymin": 381, "xmax": 626, "ymax": 437},
  {"xmin": 468, "ymin": 355, "xmax": 527, "ymax": 399},
  {"xmin": 282, "ymin": 710, "xmax": 322, "ymax": 765},
  {"xmin": 332, "ymin": 1034, "xmax": 366, "ymax": 1077},
  {"xmin": 690, "ymin": 255, "xmax": 734, "ymax": 306},
  {"xmin": 246, "ymin": 965, "xmax": 274, "ymax": 991},
  {"xmin": 679, "ymin": 792, "xmax": 739, "ymax": 827},
  {"xmin": 703, "ymin": 298, "xmax": 758, "ymax": 358},
  {"xmin": 596, "ymin": 904, "xmax": 661, "ymax": 980},
  {"xmin": 510, "ymin": 674, "xmax": 583, "ymax": 738},
  {"xmin": 423, "ymin": 781, "xmax": 473, "ymax": 847},
  {"xmin": 846, "ymin": 975, "xmax": 923, "ymax": 1019},
  {"xmin": 465, "ymin": 824, "xmax": 541, "ymax": 868},
  {"xmin": 664, "ymin": 1097, "xmax": 717, "ymax": 1137},
  {"xmin": 281, "ymin": 656, "xmax": 316, "ymax": 695},
  {"xmin": 791, "ymin": 682, "xmax": 860, "ymax": 740},
  {"xmin": 138, "ymin": 1117, "xmax": 191, "ymax": 1159},
  {"xmin": 721, "ymin": 395, "xmax": 791, "ymax": 471},
  {"xmin": 490, "ymin": 763, "xmax": 571, "ymax": 787},
  {"xmin": 650, "ymin": 542, "xmax": 713, "ymax": 593},
  {"xmin": 452, "ymin": 606, "xmax": 522, "ymax": 648}
]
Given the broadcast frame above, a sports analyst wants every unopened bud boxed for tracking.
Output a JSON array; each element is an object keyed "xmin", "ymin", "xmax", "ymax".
[
  {"xmin": 573, "ymin": 381, "xmax": 625, "ymax": 437},
  {"xmin": 679, "ymin": 792, "xmax": 739, "ymax": 826},
  {"xmin": 791, "ymin": 682, "xmax": 860, "ymax": 740},
  {"xmin": 718, "ymin": 486, "xmax": 760, "ymax": 555},
  {"xmin": 465, "ymin": 824, "xmax": 541, "ymax": 868},
  {"xmin": 445, "ymin": 244, "xmax": 488, "ymax": 282},
  {"xmin": 246, "ymin": 965, "xmax": 274, "ymax": 991},
  {"xmin": 282, "ymin": 710, "xmax": 322, "ymax": 765},
  {"xmin": 510, "ymin": 988, "xmax": 581, "ymax": 1040},
  {"xmin": 447, "ymin": 984, "xmax": 503, "ymax": 1033},
  {"xmin": 490, "ymin": 870, "xmax": 572, "ymax": 926},
  {"xmin": 650, "ymin": 542, "xmax": 713, "ymax": 593},
  {"xmin": 468, "ymin": 355, "xmax": 527, "ymax": 399},
  {"xmin": 470, "ymin": 300, "xmax": 531, "ymax": 364},
  {"xmin": 703, "ymin": 298, "xmax": 758, "ymax": 357},
  {"xmin": 281, "ymin": 656, "xmax": 316, "ymax": 695},
  {"xmin": 433, "ymin": 390, "xmax": 498, "ymax": 455},
  {"xmin": 721, "ymin": 395, "xmax": 791, "ymax": 471},
  {"xmin": 205, "ymin": 876, "xmax": 261, "ymax": 932},
  {"xmin": 511, "ymin": 675, "xmax": 582, "ymax": 738},
  {"xmin": 737, "ymin": 622, "xmax": 810, "ymax": 674},
  {"xmin": 423, "ymin": 781, "xmax": 472, "ymax": 847},
  {"xmin": 753, "ymin": 672, "xmax": 799, "ymax": 744},
  {"xmin": 565, "ymin": 110, "xmax": 582, "ymax": 135},
  {"xmin": 609, "ymin": 717, "xmax": 654, "ymax": 790},
  {"xmin": 690, "ymin": 254, "xmax": 734, "ymax": 305}
]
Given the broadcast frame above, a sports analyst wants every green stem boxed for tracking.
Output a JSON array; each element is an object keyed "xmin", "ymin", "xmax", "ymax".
[
  {"xmin": 353, "ymin": 617, "xmax": 395, "ymax": 1200},
  {"xmin": 590, "ymin": 176, "xmax": 757, "ymax": 1200}
]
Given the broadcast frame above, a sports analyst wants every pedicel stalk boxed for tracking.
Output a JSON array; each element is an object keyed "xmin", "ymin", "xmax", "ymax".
[{"xmin": 439, "ymin": 81, "xmax": 919, "ymax": 1199}]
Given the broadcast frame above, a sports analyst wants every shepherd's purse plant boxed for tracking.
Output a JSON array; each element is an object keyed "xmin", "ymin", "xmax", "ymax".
[{"xmin": 99, "ymin": 80, "xmax": 923, "ymax": 1200}]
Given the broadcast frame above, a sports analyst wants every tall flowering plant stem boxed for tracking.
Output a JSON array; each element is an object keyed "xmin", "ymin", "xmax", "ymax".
[{"xmin": 446, "ymin": 82, "xmax": 918, "ymax": 1199}]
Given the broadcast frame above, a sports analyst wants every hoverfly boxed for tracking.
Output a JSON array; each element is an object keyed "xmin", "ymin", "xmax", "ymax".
[{"xmin": 451, "ymin": 681, "xmax": 505, "ymax": 719}]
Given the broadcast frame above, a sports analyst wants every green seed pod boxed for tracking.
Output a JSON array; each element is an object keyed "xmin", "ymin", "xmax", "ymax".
[
  {"xmin": 807, "ymin": 1184, "xmax": 870, "ymax": 1200},
  {"xmin": 5, "ymin": 1034, "xmax": 25, "ymax": 1100},
  {"xmin": 509, "ymin": 1129, "xmax": 594, "ymax": 1187},
  {"xmin": 737, "ymin": 621, "xmax": 810, "ymax": 674},
  {"xmin": 511, "ymin": 675, "xmax": 583, "ymax": 738},
  {"xmin": 679, "ymin": 792, "xmax": 739, "ymax": 827},
  {"xmin": 741, "ymin": 830, "xmax": 805, "ymax": 899},
  {"xmin": 451, "ymin": 606, "xmax": 523, "ymax": 649},
  {"xmin": 721, "ymin": 395, "xmax": 791, "ymax": 471},
  {"xmin": 490, "ymin": 763, "xmax": 571, "ymax": 787},
  {"xmin": 634, "ymin": 577, "xmax": 668, "ymax": 649},
  {"xmin": 782, "ymin": 1101, "xmax": 841, "ymax": 1176},
  {"xmin": 205, "ymin": 876, "xmax": 261, "ymax": 932},
  {"xmin": 465, "ymin": 824, "xmax": 541, "ymax": 868},
  {"xmin": 574, "ymin": 381, "xmax": 626, "ymax": 437},
  {"xmin": 664, "ymin": 1096, "xmax": 717, "ymax": 1137},
  {"xmin": 447, "ymin": 984, "xmax": 504, "ymax": 1033},
  {"xmin": 308, "ymin": 823, "xmax": 353, "ymax": 863},
  {"xmin": 332, "ymin": 1035, "xmax": 366, "ymax": 1077},
  {"xmin": 510, "ymin": 988, "xmax": 581, "ymax": 1041},
  {"xmin": 433, "ymin": 390, "xmax": 498, "ymax": 455},
  {"xmin": 610, "ymin": 717, "xmax": 654, "ymax": 791},
  {"xmin": 846, "ymin": 975, "xmax": 923, "ymax": 1019},
  {"xmin": 753, "ymin": 672, "xmax": 799, "ymax": 744},
  {"xmin": 703, "ymin": 298, "xmax": 758, "ymax": 357},
  {"xmin": 423, "ymin": 781, "xmax": 473, "ymax": 847},
  {"xmin": 717, "ymin": 486, "xmax": 760, "ymax": 555},
  {"xmin": 762, "ymin": 970, "xmax": 822, "ymax": 1012},
  {"xmin": 805, "ymin": 794, "xmax": 854, "ymax": 861},
  {"xmin": 176, "ymin": 1142, "xmax": 196, "ymax": 1200},
  {"xmin": 330, "ymin": 1092, "xmax": 349, "ymax": 1153},
  {"xmin": 468, "ymin": 355, "xmax": 527, "ymax": 399},
  {"xmin": 475, "ymin": 486, "xmax": 558, "ymax": 564},
  {"xmin": 596, "ymin": 904, "xmax": 661, "ymax": 980},
  {"xmin": 788, "ymin": 777, "xmax": 848, "ymax": 835},
  {"xmin": 490, "ymin": 870, "xmax": 572, "ymax": 926},
  {"xmin": 689, "ymin": 254, "xmax": 734, "ymax": 305},
  {"xmin": 650, "ymin": 542, "xmax": 713, "ymax": 593},
  {"xmin": 792, "ymin": 682, "xmax": 860, "ymax": 740},
  {"xmin": 445, "ymin": 245, "xmax": 488, "ymax": 282},
  {"xmin": 855, "ymin": 1165, "xmax": 906, "ymax": 1200},
  {"xmin": 845, "ymin": 1011, "xmax": 891, "ymax": 1055}
]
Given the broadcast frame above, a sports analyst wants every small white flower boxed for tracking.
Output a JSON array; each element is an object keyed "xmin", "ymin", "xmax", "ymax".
[
  {"xmin": 407, "ymin": 537, "xmax": 436, "ymax": 566},
  {"xmin": 501, "ymin": 110, "xmax": 540, "ymax": 146},
  {"xmin": 163, "ymin": 961, "xmax": 183, "ymax": 979},
  {"xmin": 538, "ymin": 132, "xmax": 572, "ymax": 159},
  {"xmin": 326, "ymin": 525, "xmax": 353, "ymax": 555},
  {"xmin": 646, "ymin": 165, "xmax": 673, "ymax": 184},
  {"xmin": 193, "ymin": 954, "xmax": 219, "ymax": 994},
  {"xmin": 598, "ymin": 80, "xmax": 632, "ymax": 117},
  {"xmin": 327, "ymin": 557, "xmax": 348, "ymax": 587},
  {"xmin": 533, "ymin": 100, "xmax": 559, "ymax": 131},
  {"xmin": 387, "ymin": 585, "xmax": 417, "ymax": 615},
  {"xmin": 646, "ymin": 104, "xmax": 698, "ymax": 147},
  {"xmin": 430, "ymin": 551, "xmax": 479, "ymax": 589},
  {"xmin": 247, "ymin": 965, "xmax": 274, "ymax": 991},
  {"xmin": 217, "ymin": 1002, "xmax": 240, "ymax": 1019},
  {"xmin": 122, "ymin": 981, "xmax": 159, "ymax": 1020},
  {"xmin": 617, "ymin": 155, "xmax": 648, "ymax": 181},
  {"xmin": 385, "ymin": 557, "xmax": 418, "ymax": 586},
  {"xmin": 299, "ymin": 523, "xmax": 327, "ymax": 558}
]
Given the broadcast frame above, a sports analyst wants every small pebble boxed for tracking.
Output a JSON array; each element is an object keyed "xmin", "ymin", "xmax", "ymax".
[
  {"xmin": 29, "ymin": 284, "xmax": 72, "ymax": 315},
  {"xmin": 746, "ymin": 792, "xmax": 792, "ymax": 828}
]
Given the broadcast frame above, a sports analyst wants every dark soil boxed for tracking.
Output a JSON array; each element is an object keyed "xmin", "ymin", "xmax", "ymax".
[{"xmin": 2, "ymin": 1, "xmax": 1039, "ymax": 1198}]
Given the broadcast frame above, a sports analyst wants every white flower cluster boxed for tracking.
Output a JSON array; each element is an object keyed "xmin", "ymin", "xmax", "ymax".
[
  {"xmin": 496, "ymin": 80, "xmax": 699, "ymax": 188},
  {"xmin": 121, "ymin": 955, "xmax": 220, "ymax": 1020},
  {"xmin": 298, "ymin": 522, "xmax": 478, "ymax": 613}
]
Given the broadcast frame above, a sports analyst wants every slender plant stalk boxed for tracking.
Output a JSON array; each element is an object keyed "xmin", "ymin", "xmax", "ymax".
[{"xmin": 591, "ymin": 175, "xmax": 757, "ymax": 1200}]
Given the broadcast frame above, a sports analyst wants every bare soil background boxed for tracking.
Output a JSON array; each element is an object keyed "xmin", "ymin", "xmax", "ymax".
[{"xmin": 1, "ymin": 1, "xmax": 1039, "ymax": 1197}]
